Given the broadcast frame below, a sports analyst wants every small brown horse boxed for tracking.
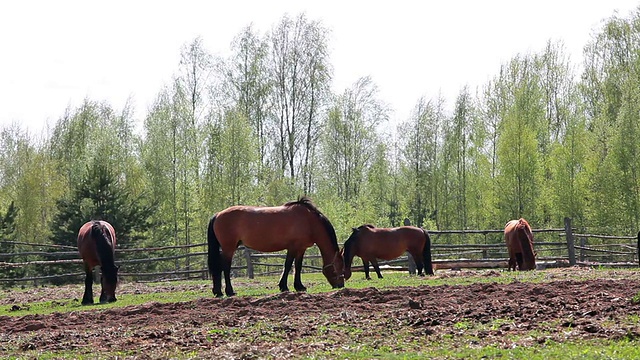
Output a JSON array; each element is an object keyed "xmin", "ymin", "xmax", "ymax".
[
  {"xmin": 207, "ymin": 197, "xmax": 345, "ymax": 297},
  {"xmin": 342, "ymin": 224, "xmax": 434, "ymax": 280},
  {"xmin": 504, "ymin": 218, "xmax": 536, "ymax": 271},
  {"xmin": 77, "ymin": 220, "xmax": 118, "ymax": 304}
]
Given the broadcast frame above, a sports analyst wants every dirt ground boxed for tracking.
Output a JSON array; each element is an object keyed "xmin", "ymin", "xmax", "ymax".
[{"xmin": 1, "ymin": 268, "xmax": 640, "ymax": 359}]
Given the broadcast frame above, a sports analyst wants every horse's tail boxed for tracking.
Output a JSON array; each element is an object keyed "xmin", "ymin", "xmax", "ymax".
[
  {"xmin": 91, "ymin": 221, "xmax": 117, "ymax": 282},
  {"xmin": 207, "ymin": 214, "xmax": 221, "ymax": 278},
  {"xmin": 422, "ymin": 229, "xmax": 434, "ymax": 275}
]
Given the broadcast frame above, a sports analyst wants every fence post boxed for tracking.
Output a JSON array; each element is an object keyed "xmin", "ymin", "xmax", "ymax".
[
  {"xmin": 244, "ymin": 247, "xmax": 254, "ymax": 279},
  {"xmin": 579, "ymin": 237, "xmax": 585, "ymax": 262},
  {"xmin": 404, "ymin": 218, "xmax": 417, "ymax": 275},
  {"xmin": 637, "ymin": 231, "xmax": 640, "ymax": 267},
  {"xmin": 564, "ymin": 217, "xmax": 576, "ymax": 266}
]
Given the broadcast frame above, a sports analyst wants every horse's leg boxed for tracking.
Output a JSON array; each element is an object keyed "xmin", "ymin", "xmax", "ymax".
[
  {"xmin": 516, "ymin": 253, "xmax": 524, "ymax": 271},
  {"xmin": 81, "ymin": 264, "xmax": 94, "ymax": 305},
  {"xmin": 222, "ymin": 254, "xmax": 236, "ymax": 297},
  {"xmin": 293, "ymin": 254, "xmax": 307, "ymax": 292},
  {"xmin": 363, "ymin": 260, "xmax": 371, "ymax": 280},
  {"xmin": 278, "ymin": 252, "xmax": 295, "ymax": 292},
  {"xmin": 371, "ymin": 259, "xmax": 384, "ymax": 279},
  {"xmin": 212, "ymin": 271, "xmax": 224, "ymax": 298},
  {"xmin": 410, "ymin": 250, "xmax": 424, "ymax": 276},
  {"xmin": 99, "ymin": 270, "xmax": 107, "ymax": 303}
]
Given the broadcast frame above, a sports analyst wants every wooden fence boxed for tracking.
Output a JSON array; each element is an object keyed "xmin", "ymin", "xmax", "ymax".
[{"xmin": 1, "ymin": 217, "xmax": 638, "ymax": 285}]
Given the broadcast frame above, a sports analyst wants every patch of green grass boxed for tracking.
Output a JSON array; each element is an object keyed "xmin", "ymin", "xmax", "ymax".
[
  {"xmin": 0, "ymin": 288, "xmax": 209, "ymax": 317},
  {"xmin": 453, "ymin": 320, "xmax": 473, "ymax": 330},
  {"xmin": 5, "ymin": 349, "xmax": 197, "ymax": 360},
  {"xmin": 309, "ymin": 338, "xmax": 640, "ymax": 360}
]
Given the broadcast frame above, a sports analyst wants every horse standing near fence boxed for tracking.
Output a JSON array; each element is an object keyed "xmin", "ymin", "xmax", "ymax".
[
  {"xmin": 342, "ymin": 224, "xmax": 434, "ymax": 280},
  {"xmin": 207, "ymin": 197, "xmax": 345, "ymax": 297},
  {"xmin": 77, "ymin": 220, "xmax": 118, "ymax": 304},
  {"xmin": 504, "ymin": 218, "xmax": 536, "ymax": 271}
]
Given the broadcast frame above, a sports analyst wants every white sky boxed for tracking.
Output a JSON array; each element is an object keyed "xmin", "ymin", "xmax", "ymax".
[{"xmin": 0, "ymin": 1, "xmax": 638, "ymax": 135}]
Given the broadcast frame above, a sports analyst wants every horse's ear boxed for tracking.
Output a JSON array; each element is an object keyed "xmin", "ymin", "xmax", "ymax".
[{"xmin": 351, "ymin": 227, "xmax": 358, "ymax": 232}]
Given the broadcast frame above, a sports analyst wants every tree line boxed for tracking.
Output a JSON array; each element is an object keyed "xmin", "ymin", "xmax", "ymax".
[{"xmin": 1, "ymin": 10, "xmax": 640, "ymax": 274}]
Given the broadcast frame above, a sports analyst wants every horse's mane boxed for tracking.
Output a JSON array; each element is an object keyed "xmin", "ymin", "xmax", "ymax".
[
  {"xmin": 285, "ymin": 197, "xmax": 339, "ymax": 250},
  {"xmin": 91, "ymin": 221, "xmax": 117, "ymax": 282},
  {"xmin": 284, "ymin": 196, "xmax": 317, "ymax": 211}
]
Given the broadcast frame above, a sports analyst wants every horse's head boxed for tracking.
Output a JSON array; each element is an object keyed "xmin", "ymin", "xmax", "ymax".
[
  {"xmin": 342, "ymin": 227, "xmax": 362, "ymax": 281},
  {"xmin": 100, "ymin": 265, "xmax": 119, "ymax": 303},
  {"xmin": 323, "ymin": 250, "xmax": 345, "ymax": 288}
]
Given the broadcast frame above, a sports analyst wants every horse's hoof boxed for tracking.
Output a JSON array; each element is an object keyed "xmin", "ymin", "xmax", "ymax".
[
  {"xmin": 225, "ymin": 292, "xmax": 236, "ymax": 297},
  {"xmin": 279, "ymin": 287, "xmax": 290, "ymax": 292},
  {"xmin": 81, "ymin": 300, "xmax": 93, "ymax": 306}
]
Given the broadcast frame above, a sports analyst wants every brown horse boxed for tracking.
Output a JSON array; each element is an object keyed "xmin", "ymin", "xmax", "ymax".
[
  {"xmin": 504, "ymin": 218, "xmax": 536, "ymax": 271},
  {"xmin": 207, "ymin": 197, "xmax": 345, "ymax": 297},
  {"xmin": 342, "ymin": 224, "xmax": 434, "ymax": 280},
  {"xmin": 77, "ymin": 220, "xmax": 118, "ymax": 304}
]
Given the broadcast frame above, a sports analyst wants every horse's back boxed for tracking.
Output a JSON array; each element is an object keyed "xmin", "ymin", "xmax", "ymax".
[
  {"xmin": 358, "ymin": 226, "xmax": 424, "ymax": 260},
  {"xmin": 505, "ymin": 219, "xmax": 532, "ymax": 253},
  {"xmin": 504, "ymin": 220, "xmax": 518, "ymax": 233},
  {"xmin": 214, "ymin": 204, "xmax": 317, "ymax": 252},
  {"xmin": 77, "ymin": 220, "xmax": 116, "ymax": 268}
]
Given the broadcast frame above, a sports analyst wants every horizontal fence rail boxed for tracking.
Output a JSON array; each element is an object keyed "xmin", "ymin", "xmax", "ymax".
[{"xmin": 1, "ymin": 217, "xmax": 638, "ymax": 285}]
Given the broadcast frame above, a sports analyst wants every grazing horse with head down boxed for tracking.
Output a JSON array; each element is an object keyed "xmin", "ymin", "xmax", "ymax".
[
  {"xmin": 77, "ymin": 220, "xmax": 118, "ymax": 304},
  {"xmin": 504, "ymin": 218, "xmax": 536, "ymax": 271},
  {"xmin": 342, "ymin": 224, "xmax": 434, "ymax": 280},
  {"xmin": 207, "ymin": 197, "xmax": 345, "ymax": 297}
]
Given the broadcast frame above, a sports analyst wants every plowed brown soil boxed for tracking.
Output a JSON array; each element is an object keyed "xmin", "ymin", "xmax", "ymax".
[{"xmin": 1, "ymin": 268, "xmax": 640, "ymax": 359}]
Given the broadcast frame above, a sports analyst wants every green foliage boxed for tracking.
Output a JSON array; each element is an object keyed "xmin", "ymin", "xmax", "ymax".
[
  {"xmin": 49, "ymin": 160, "xmax": 152, "ymax": 249},
  {"xmin": 0, "ymin": 202, "xmax": 24, "ymax": 282}
]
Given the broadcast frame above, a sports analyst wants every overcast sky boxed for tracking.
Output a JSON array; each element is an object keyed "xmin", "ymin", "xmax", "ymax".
[{"xmin": 0, "ymin": 1, "xmax": 638, "ymax": 135}]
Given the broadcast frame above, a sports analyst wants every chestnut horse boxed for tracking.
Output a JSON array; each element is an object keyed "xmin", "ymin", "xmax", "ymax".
[
  {"xmin": 342, "ymin": 224, "xmax": 434, "ymax": 280},
  {"xmin": 207, "ymin": 197, "xmax": 345, "ymax": 297},
  {"xmin": 77, "ymin": 220, "xmax": 118, "ymax": 304},
  {"xmin": 504, "ymin": 218, "xmax": 536, "ymax": 271}
]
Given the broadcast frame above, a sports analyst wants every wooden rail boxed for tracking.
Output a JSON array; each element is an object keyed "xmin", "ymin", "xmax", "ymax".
[{"xmin": 1, "ymin": 218, "xmax": 638, "ymax": 284}]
